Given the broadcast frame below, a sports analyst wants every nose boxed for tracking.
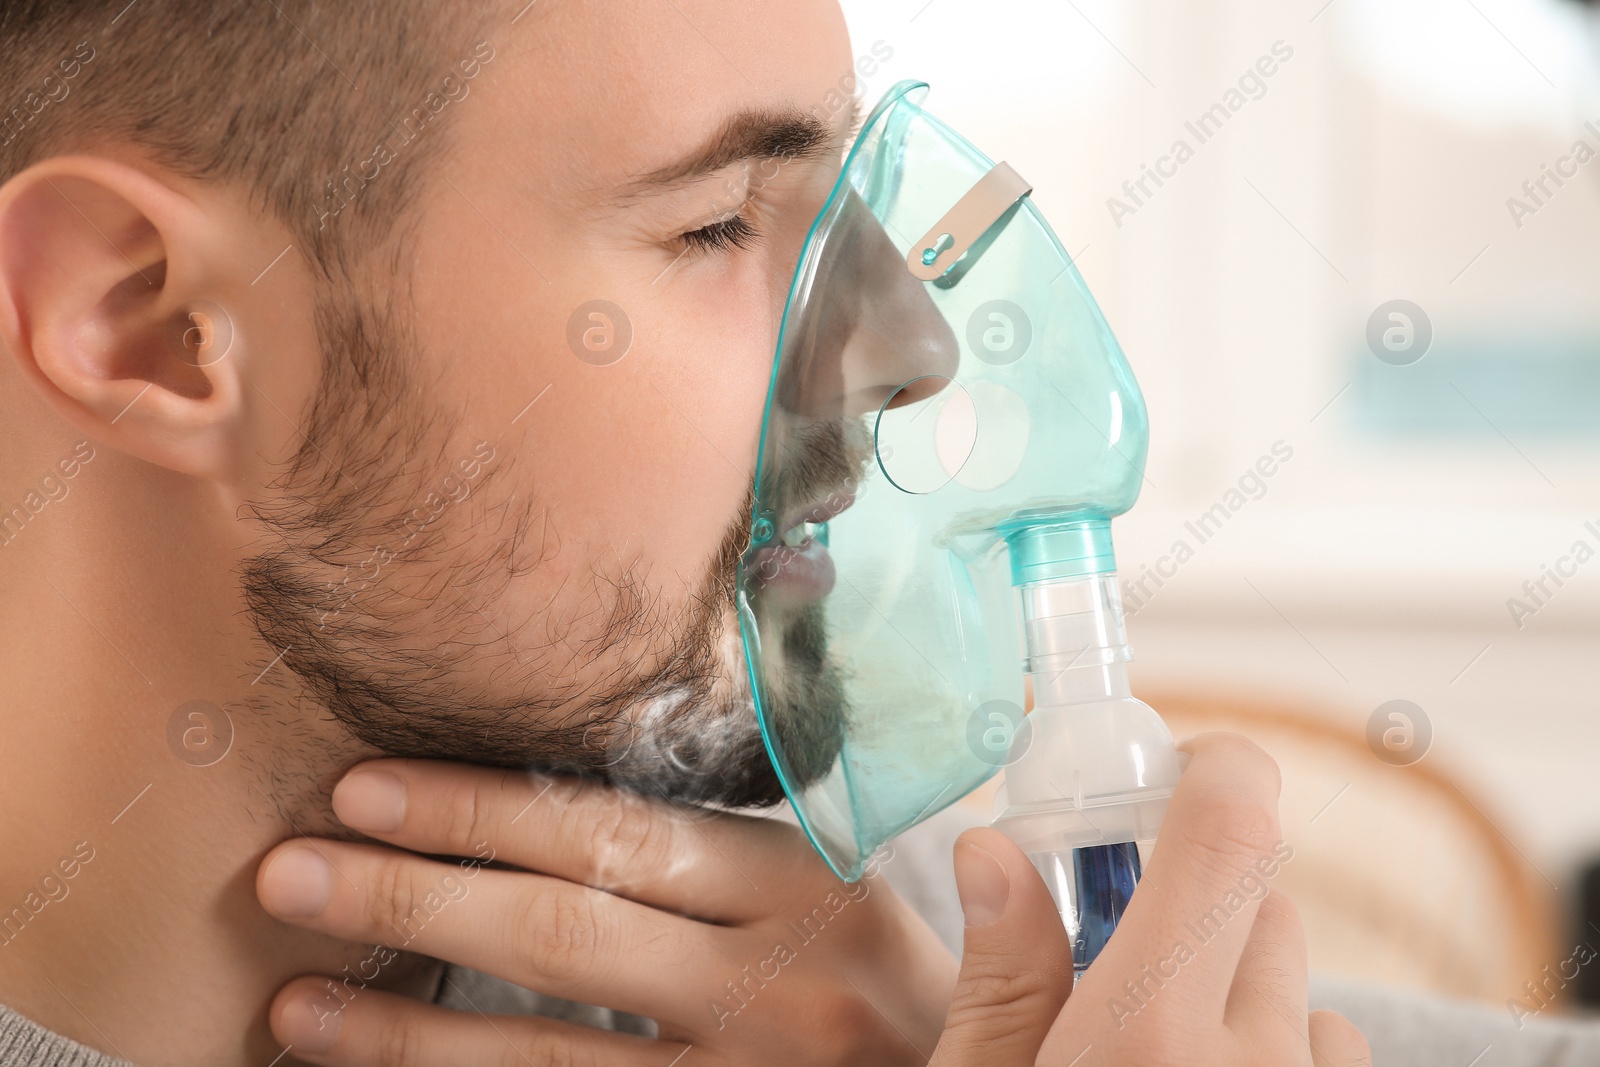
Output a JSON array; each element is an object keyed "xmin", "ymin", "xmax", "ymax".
[{"xmin": 779, "ymin": 187, "xmax": 961, "ymax": 420}]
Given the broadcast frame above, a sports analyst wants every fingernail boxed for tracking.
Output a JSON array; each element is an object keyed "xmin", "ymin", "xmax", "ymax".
[
  {"xmin": 260, "ymin": 846, "xmax": 334, "ymax": 919},
  {"xmin": 955, "ymin": 841, "xmax": 1010, "ymax": 927},
  {"xmin": 277, "ymin": 987, "xmax": 344, "ymax": 1054},
  {"xmin": 333, "ymin": 769, "xmax": 407, "ymax": 834}
]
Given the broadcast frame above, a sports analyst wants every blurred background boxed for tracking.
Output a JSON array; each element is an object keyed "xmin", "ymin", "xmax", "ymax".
[{"xmin": 841, "ymin": 0, "xmax": 1600, "ymax": 1015}]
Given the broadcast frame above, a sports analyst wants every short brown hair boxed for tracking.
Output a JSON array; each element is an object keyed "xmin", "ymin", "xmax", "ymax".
[{"xmin": 0, "ymin": 0, "xmax": 487, "ymax": 279}]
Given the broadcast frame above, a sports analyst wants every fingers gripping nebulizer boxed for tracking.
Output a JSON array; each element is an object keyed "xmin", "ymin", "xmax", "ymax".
[{"xmin": 736, "ymin": 80, "xmax": 1180, "ymax": 975}]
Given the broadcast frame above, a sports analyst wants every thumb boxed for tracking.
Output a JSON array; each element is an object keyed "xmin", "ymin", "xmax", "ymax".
[{"xmin": 928, "ymin": 827, "xmax": 1076, "ymax": 1067}]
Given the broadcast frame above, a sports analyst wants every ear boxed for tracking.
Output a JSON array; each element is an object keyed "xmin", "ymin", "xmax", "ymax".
[{"xmin": 0, "ymin": 155, "xmax": 255, "ymax": 481}]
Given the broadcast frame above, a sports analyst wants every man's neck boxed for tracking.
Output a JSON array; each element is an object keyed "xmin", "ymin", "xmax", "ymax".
[{"xmin": 0, "ymin": 522, "xmax": 441, "ymax": 1065}]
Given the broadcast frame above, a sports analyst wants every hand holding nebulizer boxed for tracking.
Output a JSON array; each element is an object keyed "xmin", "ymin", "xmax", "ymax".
[{"xmin": 736, "ymin": 79, "xmax": 1179, "ymax": 975}]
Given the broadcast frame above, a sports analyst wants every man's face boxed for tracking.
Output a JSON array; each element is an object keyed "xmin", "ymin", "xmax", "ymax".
[{"xmin": 246, "ymin": 0, "xmax": 875, "ymax": 807}]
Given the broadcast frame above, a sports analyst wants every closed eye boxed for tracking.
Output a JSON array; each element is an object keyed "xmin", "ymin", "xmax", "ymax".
[{"xmin": 681, "ymin": 212, "xmax": 761, "ymax": 254}]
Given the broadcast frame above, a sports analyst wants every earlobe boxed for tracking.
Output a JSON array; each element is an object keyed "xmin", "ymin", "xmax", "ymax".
[{"xmin": 0, "ymin": 156, "xmax": 248, "ymax": 481}]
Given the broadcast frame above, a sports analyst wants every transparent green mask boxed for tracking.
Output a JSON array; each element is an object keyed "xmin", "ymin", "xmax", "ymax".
[{"xmin": 737, "ymin": 80, "xmax": 1148, "ymax": 881}]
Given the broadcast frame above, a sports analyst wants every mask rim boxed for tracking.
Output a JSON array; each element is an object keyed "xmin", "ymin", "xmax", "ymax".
[{"xmin": 736, "ymin": 78, "xmax": 939, "ymax": 881}]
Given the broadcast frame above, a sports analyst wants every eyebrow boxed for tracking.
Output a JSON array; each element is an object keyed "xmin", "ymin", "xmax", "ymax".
[{"xmin": 617, "ymin": 95, "xmax": 865, "ymax": 199}]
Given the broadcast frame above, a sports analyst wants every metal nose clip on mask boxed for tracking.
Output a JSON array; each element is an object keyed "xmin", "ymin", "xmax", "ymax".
[{"xmin": 737, "ymin": 80, "xmax": 1181, "ymax": 975}]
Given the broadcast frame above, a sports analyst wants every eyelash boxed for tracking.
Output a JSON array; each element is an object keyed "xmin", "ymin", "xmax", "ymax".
[
  {"xmin": 681, "ymin": 212, "xmax": 761, "ymax": 254},
  {"xmin": 675, "ymin": 115, "xmax": 867, "ymax": 257}
]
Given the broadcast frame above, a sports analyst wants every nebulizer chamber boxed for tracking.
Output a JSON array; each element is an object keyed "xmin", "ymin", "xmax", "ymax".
[
  {"xmin": 994, "ymin": 521, "xmax": 1180, "ymax": 976},
  {"xmin": 737, "ymin": 79, "xmax": 1179, "ymax": 976}
]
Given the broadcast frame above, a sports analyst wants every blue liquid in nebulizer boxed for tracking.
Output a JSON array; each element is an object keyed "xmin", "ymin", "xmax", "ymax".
[
  {"xmin": 1029, "ymin": 842, "xmax": 1144, "ymax": 977},
  {"xmin": 1073, "ymin": 842, "xmax": 1143, "ymax": 971}
]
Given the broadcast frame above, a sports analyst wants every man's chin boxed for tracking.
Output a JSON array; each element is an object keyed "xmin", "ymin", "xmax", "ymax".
[
  {"xmin": 604, "ymin": 762, "xmax": 792, "ymax": 811},
  {"xmin": 595, "ymin": 711, "xmax": 794, "ymax": 811}
]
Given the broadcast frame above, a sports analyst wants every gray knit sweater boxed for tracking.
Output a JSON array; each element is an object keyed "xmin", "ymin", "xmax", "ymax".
[{"xmin": 4, "ymin": 803, "xmax": 1597, "ymax": 1066}]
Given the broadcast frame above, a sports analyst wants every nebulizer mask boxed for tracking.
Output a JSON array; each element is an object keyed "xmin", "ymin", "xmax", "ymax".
[{"xmin": 736, "ymin": 80, "xmax": 1181, "ymax": 975}]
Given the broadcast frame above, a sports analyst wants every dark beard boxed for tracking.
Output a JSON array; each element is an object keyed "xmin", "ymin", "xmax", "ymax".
[{"xmin": 236, "ymin": 274, "xmax": 848, "ymax": 811}]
